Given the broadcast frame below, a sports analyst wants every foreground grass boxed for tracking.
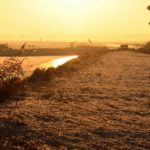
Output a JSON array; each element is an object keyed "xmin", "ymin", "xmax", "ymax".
[{"xmin": 0, "ymin": 49, "xmax": 149, "ymax": 149}]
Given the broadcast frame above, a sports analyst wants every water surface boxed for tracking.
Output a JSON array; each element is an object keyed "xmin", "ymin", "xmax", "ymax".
[{"xmin": 0, "ymin": 55, "xmax": 78, "ymax": 73}]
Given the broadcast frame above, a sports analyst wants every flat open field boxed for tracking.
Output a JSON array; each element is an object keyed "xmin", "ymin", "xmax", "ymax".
[{"xmin": 0, "ymin": 50, "xmax": 150, "ymax": 149}]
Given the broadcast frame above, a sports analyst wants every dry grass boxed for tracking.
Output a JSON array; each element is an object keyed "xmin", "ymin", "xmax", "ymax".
[
  {"xmin": 28, "ymin": 68, "xmax": 56, "ymax": 82},
  {"xmin": 0, "ymin": 49, "xmax": 149, "ymax": 149}
]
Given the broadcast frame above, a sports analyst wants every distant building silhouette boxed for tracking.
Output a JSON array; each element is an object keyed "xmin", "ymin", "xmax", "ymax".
[{"xmin": 120, "ymin": 44, "xmax": 128, "ymax": 50}]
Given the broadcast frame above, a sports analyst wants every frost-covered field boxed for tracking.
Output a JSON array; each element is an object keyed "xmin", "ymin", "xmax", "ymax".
[{"xmin": 0, "ymin": 50, "xmax": 150, "ymax": 149}]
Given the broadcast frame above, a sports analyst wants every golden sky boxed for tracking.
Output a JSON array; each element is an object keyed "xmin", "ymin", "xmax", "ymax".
[{"xmin": 0, "ymin": 0, "xmax": 150, "ymax": 42}]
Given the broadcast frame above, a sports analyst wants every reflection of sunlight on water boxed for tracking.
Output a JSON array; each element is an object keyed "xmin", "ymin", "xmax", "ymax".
[{"xmin": 40, "ymin": 55, "xmax": 78, "ymax": 69}]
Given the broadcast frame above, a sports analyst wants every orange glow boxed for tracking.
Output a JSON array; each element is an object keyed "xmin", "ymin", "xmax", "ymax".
[{"xmin": 40, "ymin": 55, "xmax": 78, "ymax": 69}]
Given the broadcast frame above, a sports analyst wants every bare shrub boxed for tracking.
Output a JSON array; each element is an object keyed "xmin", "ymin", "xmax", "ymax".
[
  {"xmin": 0, "ymin": 57, "xmax": 24, "ymax": 82},
  {"xmin": 0, "ymin": 43, "xmax": 27, "ymax": 102}
]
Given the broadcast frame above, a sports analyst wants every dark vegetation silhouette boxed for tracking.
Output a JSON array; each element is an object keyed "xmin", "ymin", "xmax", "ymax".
[
  {"xmin": 136, "ymin": 6, "xmax": 150, "ymax": 53},
  {"xmin": 145, "ymin": 5, "xmax": 150, "ymax": 53},
  {"xmin": 137, "ymin": 41, "xmax": 150, "ymax": 54},
  {"xmin": 0, "ymin": 43, "xmax": 27, "ymax": 102},
  {"xmin": 142, "ymin": 41, "xmax": 150, "ymax": 53},
  {"xmin": 147, "ymin": 5, "xmax": 150, "ymax": 25}
]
